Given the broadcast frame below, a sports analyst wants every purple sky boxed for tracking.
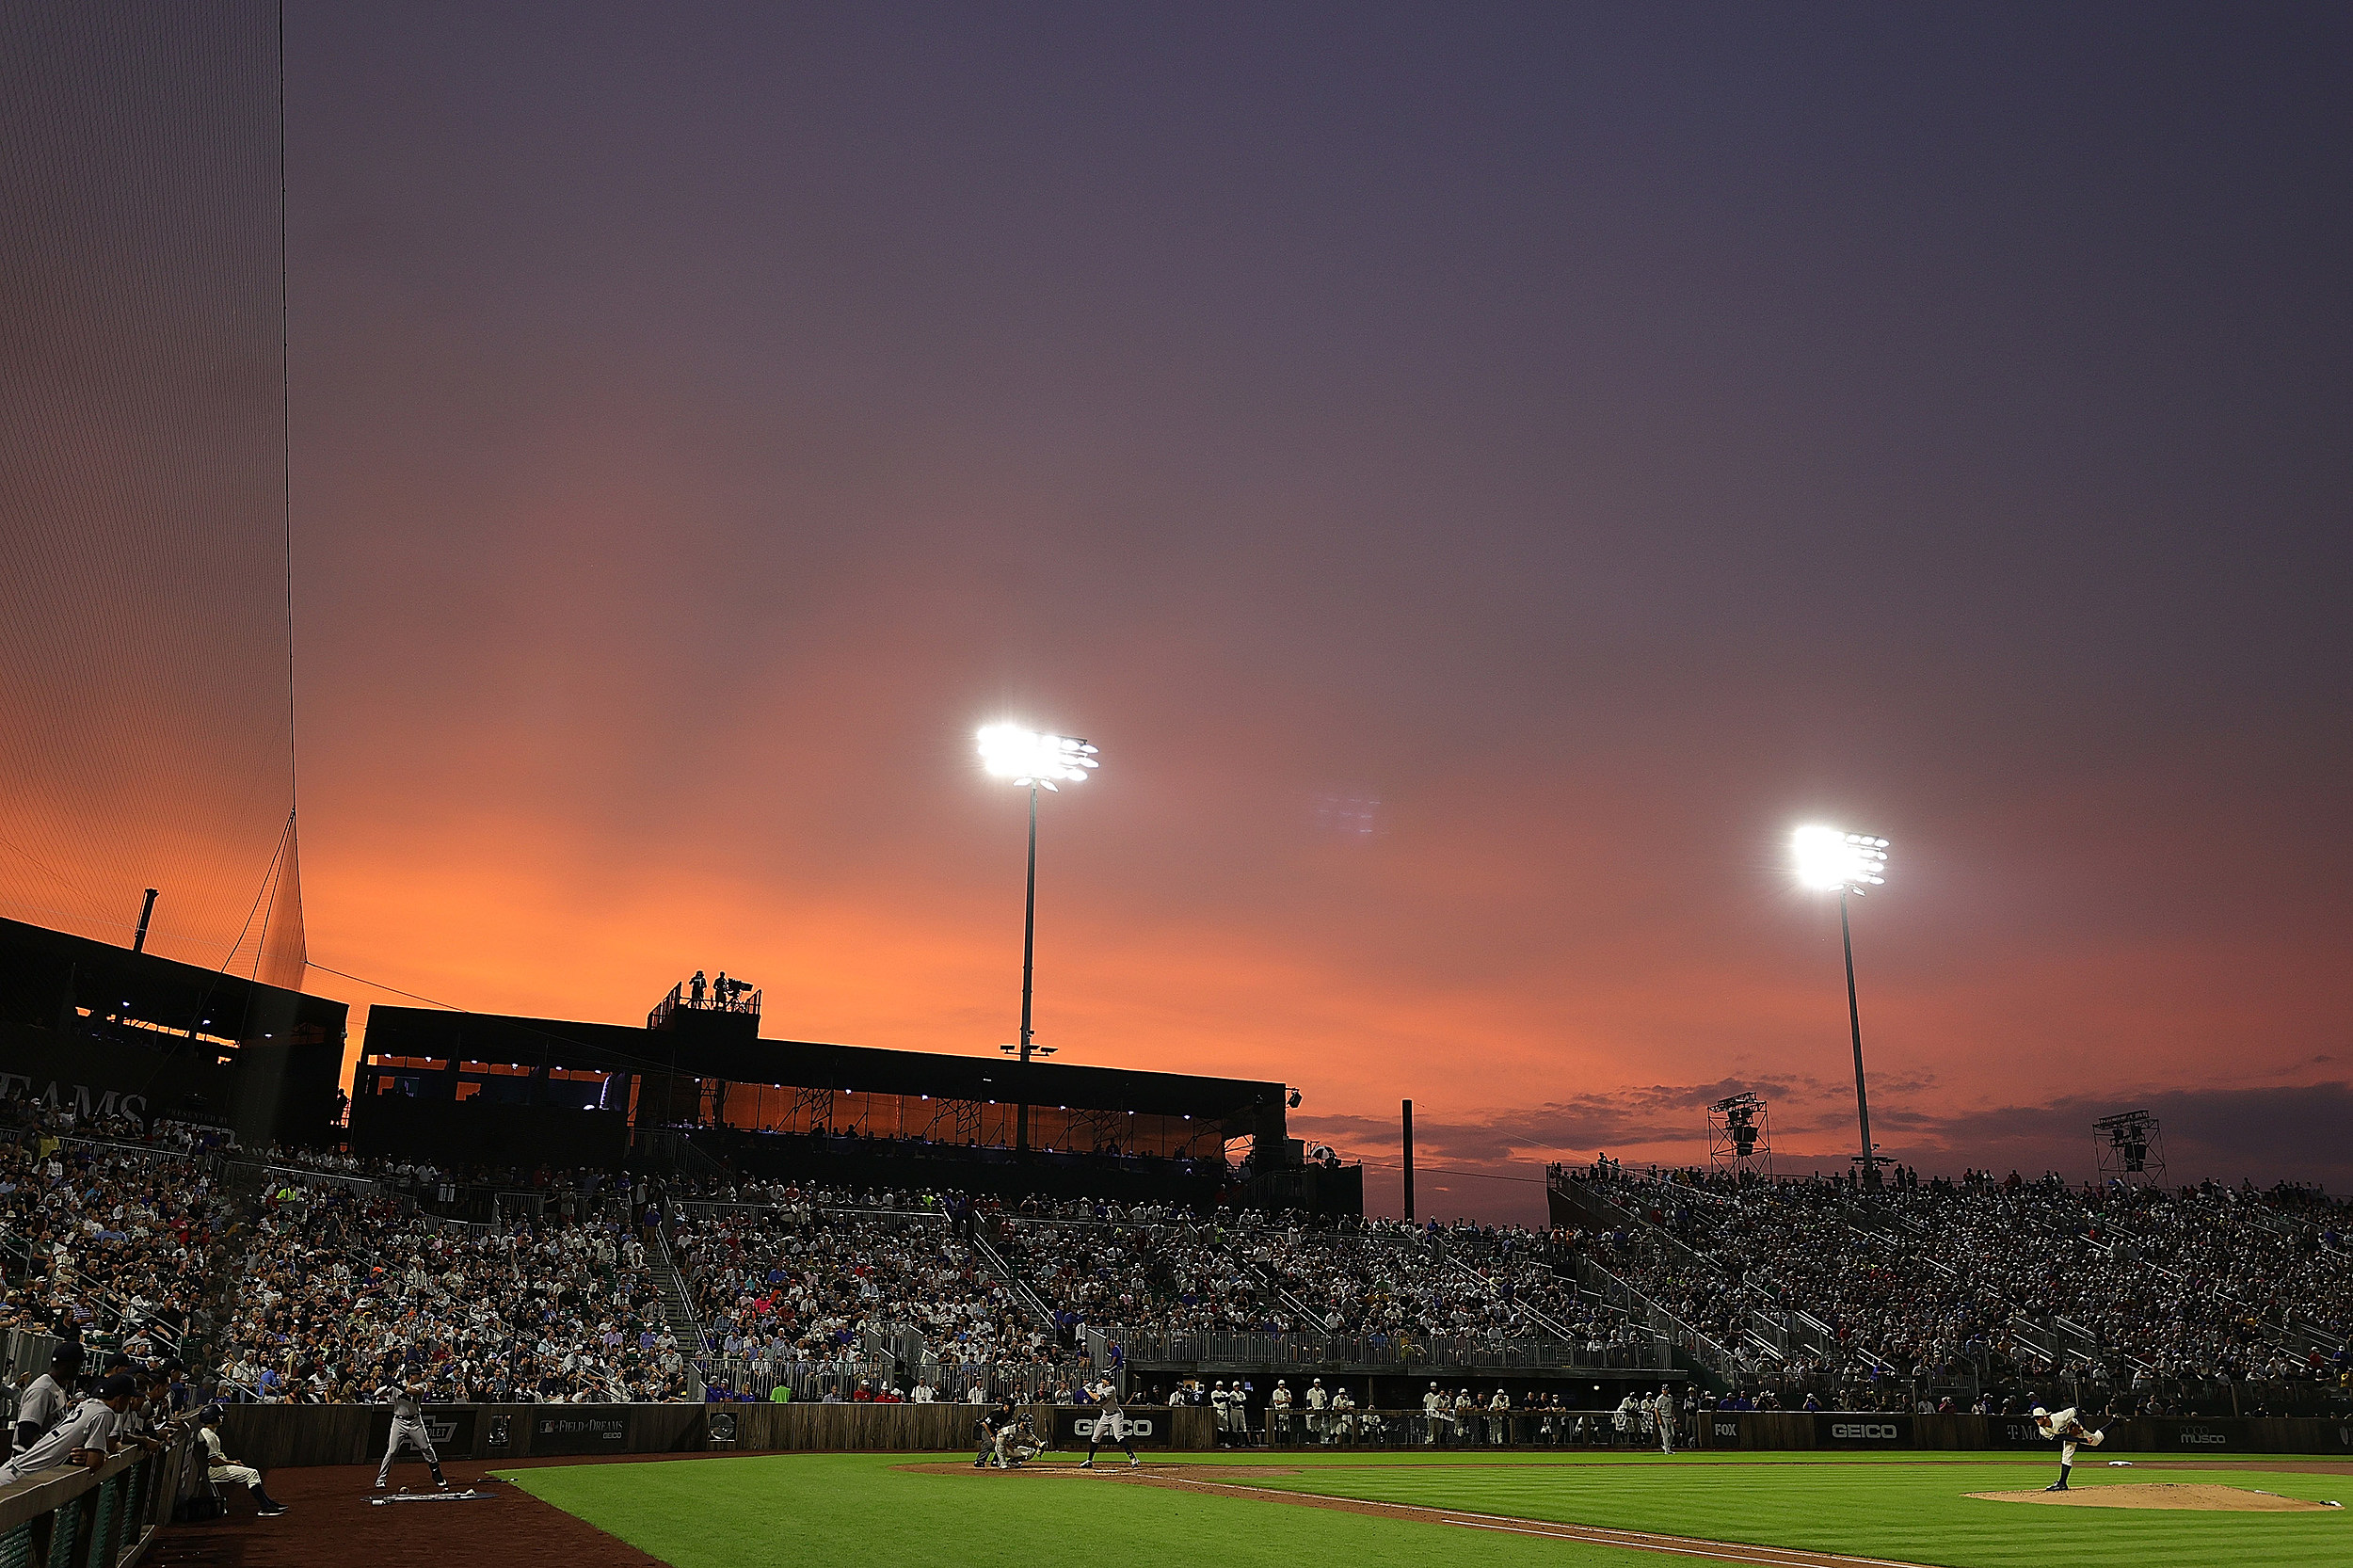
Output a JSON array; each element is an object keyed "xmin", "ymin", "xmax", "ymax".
[{"xmin": 264, "ymin": 3, "xmax": 2351, "ymax": 1221}]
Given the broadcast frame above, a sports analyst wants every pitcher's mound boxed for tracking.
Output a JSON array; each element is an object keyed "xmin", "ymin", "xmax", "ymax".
[{"xmin": 1968, "ymin": 1483, "xmax": 2340, "ymax": 1512}]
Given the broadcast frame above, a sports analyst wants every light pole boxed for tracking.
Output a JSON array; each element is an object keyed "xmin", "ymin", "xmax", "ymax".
[
  {"xmin": 1793, "ymin": 825, "xmax": 1889, "ymax": 1188},
  {"xmin": 977, "ymin": 723, "xmax": 1099, "ymax": 1152}
]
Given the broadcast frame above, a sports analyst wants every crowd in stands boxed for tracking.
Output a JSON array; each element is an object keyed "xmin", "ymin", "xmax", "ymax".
[
  {"xmin": 0, "ymin": 1103, "xmax": 225, "ymax": 1359},
  {"xmin": 220, "ymin": 1175, "xmax": 693, "ymax": 1403},
  {"xmin": 0, "ymin": 1081, "xmax": 2342, "ymax": 1426},
  {"xmin": 1568, "ymin": 1162, "xmax": 2351, "ymax": 1403},
  {"xmin": 674, "ymin": 1199, "xmax": 1063, "ymax": 1394}
]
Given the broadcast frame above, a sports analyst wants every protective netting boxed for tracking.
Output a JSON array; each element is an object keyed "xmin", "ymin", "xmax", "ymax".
[{"xmin": 0, "ymin": 1, "xmax": 303, "ymax": 988}]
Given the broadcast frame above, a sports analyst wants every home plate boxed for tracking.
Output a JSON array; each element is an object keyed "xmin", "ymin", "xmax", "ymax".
[{"xmin": 370, "ymin": 1489, "xmax": 499, "ymax": 1505}]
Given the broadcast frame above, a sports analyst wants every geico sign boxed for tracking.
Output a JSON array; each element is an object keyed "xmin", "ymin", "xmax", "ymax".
[
  {"xmin": 1830, "ymin": 1423, "xmax": 1899, "ymax": 1440},
  {"xmin": 1075, "ymin": 1417, "xmax": 1155, "ymax": 1438}
]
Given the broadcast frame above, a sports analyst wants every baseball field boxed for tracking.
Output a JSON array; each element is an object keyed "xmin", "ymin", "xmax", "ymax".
[{"xmin": 503, "ymin": 1449, "xmax": 2351, "ymax": 1568}]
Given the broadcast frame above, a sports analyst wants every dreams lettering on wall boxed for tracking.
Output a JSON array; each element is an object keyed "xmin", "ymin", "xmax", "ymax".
[{"xmin": 0, "ymin": 1076, "xmax": 147, "ymax": 1122}]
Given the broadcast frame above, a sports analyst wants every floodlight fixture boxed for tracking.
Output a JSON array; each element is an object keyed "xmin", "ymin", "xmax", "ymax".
[
  {"xmin": 1792, "ymin": 823, "xmax": 1893, "ymax": 1188},
  {"xmin": 1793, "ymin": 825, "xmax": 1889, "ymax": 893},
  {"xmin": 978, "ymin": 721, "xmax": 1102, "ymax": 1152},
  {"xmin": 978, "ymin": 724, "xmax": 1098, "ymax": 791}
]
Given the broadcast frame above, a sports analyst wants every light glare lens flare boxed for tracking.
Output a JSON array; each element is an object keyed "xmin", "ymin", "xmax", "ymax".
[
  {"xmin": 977, "ymin": 723, "xmax": 1100, "ymax": 790},
  {"xmin": 1793, "ymin": 824, "xmax": 1889, "ymax": 892}
]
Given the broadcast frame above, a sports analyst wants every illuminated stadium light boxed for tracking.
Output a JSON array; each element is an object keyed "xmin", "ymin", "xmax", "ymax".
[
  {"xmin": 977, "ymin": 724, "xmax": 1097, "ymax": 791},
  {"xmin": 979, "ymin": 721, "xmax": 1102, "ymax": 1150},
  {"xmin": 1793, "ymin": 823, "xmax": 1893, "ymax": 1188},
  {"xmin": 1793, "ymin": 825, "xmax": 1889, "ymax": 893}
]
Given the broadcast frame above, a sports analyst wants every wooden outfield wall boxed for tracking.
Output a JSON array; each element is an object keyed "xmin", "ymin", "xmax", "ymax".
[
  {"xmin": 220, "ymin": 1403, "xmax": 1219, "ymax": 1469},
  {"xmin": 1699, "ymin": 1410, "xmax": 2353, "ymax": 1456},
  {"xmin": 218, "ymin": 1401, "xmax": 2350, "ymax": 1469}
]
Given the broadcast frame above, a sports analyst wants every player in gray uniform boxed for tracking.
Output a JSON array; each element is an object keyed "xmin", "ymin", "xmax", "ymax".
[
  {"xmin": 1079, "ymin": 1379, "xmax": 1139, "ymax": 1469},
  {"xmin": 0, "ymin": 1375, "xmax": 135, "ymax": 1486},
  {"xmin": 13, "ymin": 1350, "xmax": 79, "ymax": 1453},
  {"xmin": 375, "ymin": 1371, "xmax": 449, "ymax": 1491}
]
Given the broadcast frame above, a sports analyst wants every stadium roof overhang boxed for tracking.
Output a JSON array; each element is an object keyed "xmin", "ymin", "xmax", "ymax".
[
  {"xmin": 0, "ymin": 916, "xmax": 345, "ymax": 1048},
  {"xmin": 360, "ymin": 1004, "xmax": 1287, "ymax": 1127}
]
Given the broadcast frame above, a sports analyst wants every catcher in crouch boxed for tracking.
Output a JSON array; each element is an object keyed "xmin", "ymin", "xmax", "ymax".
[{"xmin": 2032, "ymin": 1404, "xmax": 2106, "ymax": 1491}]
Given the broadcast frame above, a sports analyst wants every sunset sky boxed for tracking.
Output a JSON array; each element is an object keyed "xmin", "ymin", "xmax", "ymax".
[{"xmin": 258, "ymin": 4, "xmax": 2349, "ymax": 1221}]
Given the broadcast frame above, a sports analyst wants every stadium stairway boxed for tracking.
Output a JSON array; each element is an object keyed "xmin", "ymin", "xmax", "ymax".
[
  {"xmin": 1241, "ymin": 1257, "xmax": 1330, "ymax": 1330},
  {"xmin": 648, "ymin": 1224, "xmax": 712, "ymax": 1384},
  {"xmin": 967, "ymin": 1228, "xmax": 1060, "ymax": 1336}
]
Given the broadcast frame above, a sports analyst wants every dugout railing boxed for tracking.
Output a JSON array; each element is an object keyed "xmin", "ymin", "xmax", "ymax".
[
  {"xmin": 1094, "ymin": 1327, "xmax": 1668, "ymax": 1374},
  {"xmin": 0, "ymin": 1427, "xmax": 199, "ymax": 1568},
  {"xmin": 1241, "ymin": 1408, "xmax": 1690, "ymax": 1448}
]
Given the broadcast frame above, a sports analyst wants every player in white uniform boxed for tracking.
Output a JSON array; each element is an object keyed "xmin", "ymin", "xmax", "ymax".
[
  {"xmin": 198, "ymin": 1406, "xmax": 288, "ymax": 1515},
  {"xmin": 375, "ymin": 1373, "xmax": 449, "ymax": 1491},
  {"xmin": 2032, "ymin": 1405, "xmax": 2105, "ymax": 1491},
  {"xmin": 1269, "ymin": 1380, "xmax": 1293, "ymax": 1442},
  {"xmin": 1422, "ymin": 1382, "xmax": 1449, "ymax": 1446},
  {"xmin": 1079, "ymin": 1379, "xmax": 1139, "ymax": 1468}
]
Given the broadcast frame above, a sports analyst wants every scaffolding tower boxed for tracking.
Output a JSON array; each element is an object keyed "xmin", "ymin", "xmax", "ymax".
[
  {"xmin": 1707, "ymin": 1091, "xmax": 1772, "ymax": 1178},
  {"xmin": 2093, "ymin": 1109, "xmax": 2165, "ymax": 1183}
]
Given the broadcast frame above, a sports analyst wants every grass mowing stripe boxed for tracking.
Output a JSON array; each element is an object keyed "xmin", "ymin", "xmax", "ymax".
[
  {"xmin": 504, "ymin": 1451, "xmax": 2350, "ymax": 1568},
  {"xmin": 505, "ymin": 1452, "xmax": 1635, "ymax": 1568},
  {"xmin": 1242, "ymin": 1451, "xmax": 2350, "ymax": 1568}
]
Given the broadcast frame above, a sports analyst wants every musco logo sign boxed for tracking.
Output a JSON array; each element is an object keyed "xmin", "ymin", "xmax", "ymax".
[
  {"xmin": 2155, "ymin": 1419, "xmax": 2247, "ymax": 1451},
  {"xmin": 1815, "ymin": 1414, "xmax": 1911, "ymax": 1446}
]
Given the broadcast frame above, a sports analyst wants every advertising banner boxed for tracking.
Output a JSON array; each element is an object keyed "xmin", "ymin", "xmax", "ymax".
[
  {"xmin": 420, "ymin": 1407, "xmax": 476, "ymax": 1453},
  {"xmin": 2153, "ymin": 1418, "xmax": 2249, "ymax": 1452},
  {"xmin": 532, "ymin": 1412, "xmax": 631, "ymax": 1454},
  {"xmin": 1049, "ymin": 1406, "xmax": 1173, "ymax": 1448},
  {"xmin": 1814, "ymin": 1414, "xmax": 1911, "ymax": 1447},
  {"xmin": 1985, "ymin": 1415, "xmax": 2052, "ymax": 1449}
]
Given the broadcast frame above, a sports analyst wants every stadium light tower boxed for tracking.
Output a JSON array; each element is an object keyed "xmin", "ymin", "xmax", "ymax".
[
  {"xmin": 1793, "ymin": 825, "xmax": 1890, "ymax": 1188},
  {"xmin": 977, "ymin": 723, "xmax": 1099, "ymax": 1153}
]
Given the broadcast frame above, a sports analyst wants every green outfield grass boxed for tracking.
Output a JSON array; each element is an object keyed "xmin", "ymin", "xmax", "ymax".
[{"xmin": 504, "ymin": 1448, "xmax": 2351, "ymax": 1568}]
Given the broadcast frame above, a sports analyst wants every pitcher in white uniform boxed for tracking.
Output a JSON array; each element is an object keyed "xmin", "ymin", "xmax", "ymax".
[{"xmin": 2032, "ymin": 1405, "xmax": 2105, "ymax": 1491}]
